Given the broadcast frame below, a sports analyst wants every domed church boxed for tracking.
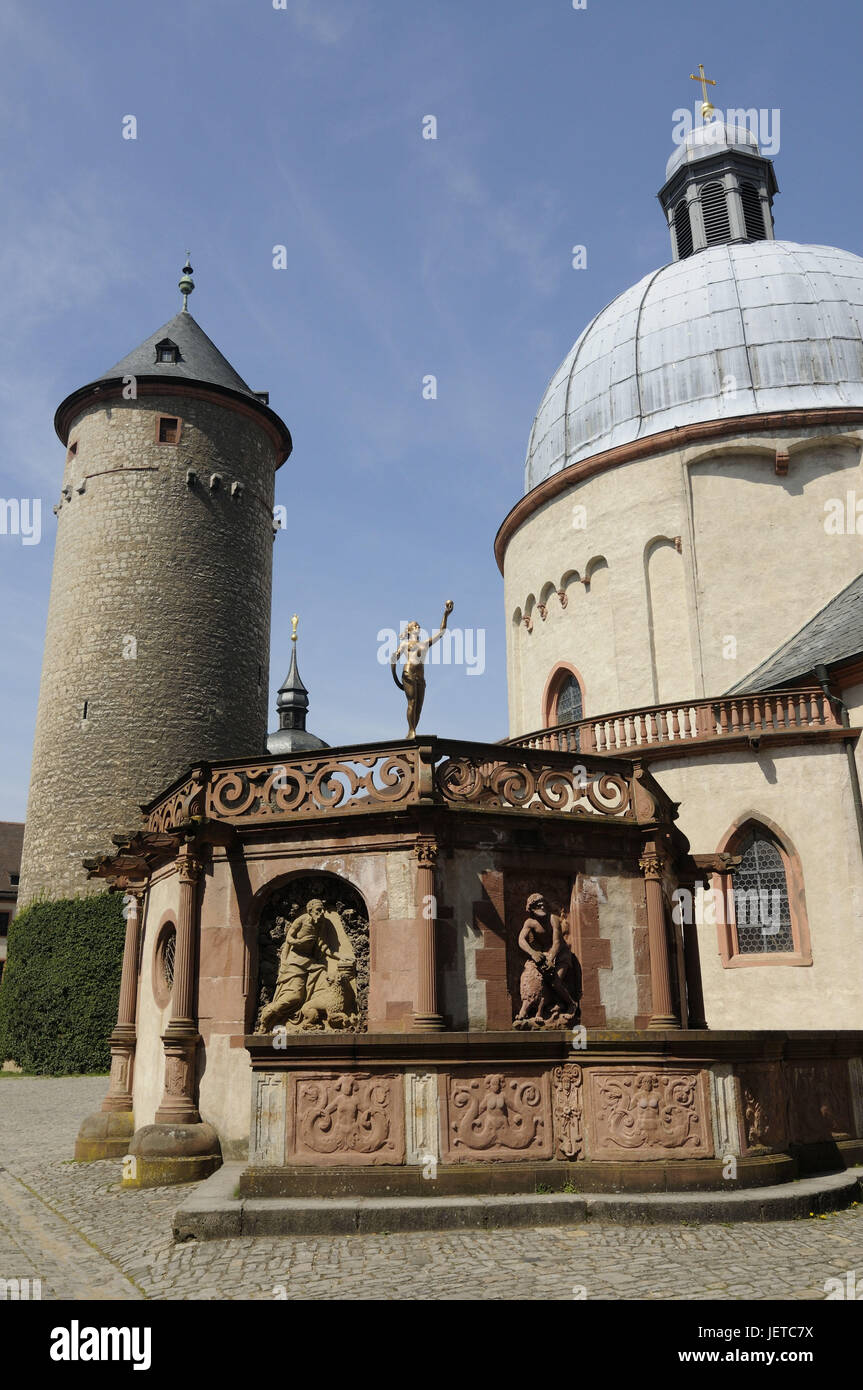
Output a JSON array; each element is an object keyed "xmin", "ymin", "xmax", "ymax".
[{"xmin": 499, "ymin": 101, "xmax": 863, "ymax": 1033}]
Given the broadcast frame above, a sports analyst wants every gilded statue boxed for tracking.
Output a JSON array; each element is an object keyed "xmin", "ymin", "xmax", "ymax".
[
  {"xmin": 391, "ymin": 600, "xmax": 454, "ymax": 738},
  {"xmin": 258, "ymin": 899, "xmax": 359, "ymax": 1032},
  {"xmin": 513, "ymin": 893, "xmax": 581, "ymax": 1029}
]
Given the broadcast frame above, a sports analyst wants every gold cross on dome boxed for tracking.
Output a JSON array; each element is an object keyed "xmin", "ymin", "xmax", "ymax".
[{"xmin": 690, "ymin": 62, "xmax": 717, "ymax": 119}]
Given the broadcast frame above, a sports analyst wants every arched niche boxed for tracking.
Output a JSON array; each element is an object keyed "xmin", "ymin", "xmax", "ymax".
[
  {"xmin": 253, "ymin": 873, "xmax": 370, "ymax": 1032},
  {"xmin": 644, "ymin": 536, "xmax": 695, "ymax": 703}
]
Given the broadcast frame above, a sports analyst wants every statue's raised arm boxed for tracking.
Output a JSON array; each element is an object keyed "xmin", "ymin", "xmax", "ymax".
[{"xmin": 426, "ymin": 599, "xmax": 454, "ymax": 651}]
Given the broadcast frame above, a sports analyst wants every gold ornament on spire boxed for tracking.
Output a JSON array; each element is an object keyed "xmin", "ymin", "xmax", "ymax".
[
  {"xmin": 291, "ymin": 614, "xmax": 299, "ymax": 642},
  {"xmin": 690, "ymin": 63, "xmax": 717, "ymax": 121}
]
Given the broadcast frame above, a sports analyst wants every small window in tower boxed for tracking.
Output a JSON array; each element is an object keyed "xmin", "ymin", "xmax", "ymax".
[
  {"xmin": 158, "ymin": 416, "xmax": 181, "ymax": 444},
  {"xmin": 67, "ymin": 441, "xmax": 77, "ymax": 457},
  {"xmin": 9, "ymin": 873, "xmax": 19, "ymax": 887},
  {"xmin": 701, "ymin": 181, "xmax": 731, "ymax": 244},
  {"xmin": 673, "ymin": 199, "xmax": 693, "ymax": 259},
  {"xmin": 740, "ymin": 183, "xmax": 766, "ymax": 241},
  {"xmin": 155, "ymin": 338, "xmax": 180, "ymax": 365},
  {"xmin": 81, "ymin": 700, "xmax": 89, "ymax": 720}
]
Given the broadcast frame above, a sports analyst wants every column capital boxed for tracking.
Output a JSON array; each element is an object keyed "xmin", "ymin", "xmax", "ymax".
[
  {"xmin": 414, "ymin": 840, "xmax": 438, "ymax": 867},
  {"xmin": 178, "ymin": 848, "xmax": 203, "ymax": 884},
  {"xmin": 639, "ymin": 851, "xmax": 664, "ymax": 882}
]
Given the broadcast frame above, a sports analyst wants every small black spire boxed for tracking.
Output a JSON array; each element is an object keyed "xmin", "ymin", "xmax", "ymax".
[{"xmin": 266, "ymin": 616, "xmax": 328, "ymax": 755}]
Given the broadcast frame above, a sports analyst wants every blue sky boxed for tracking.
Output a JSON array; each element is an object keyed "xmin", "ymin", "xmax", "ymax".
[{"xmin": 0, "ymin": 0, "xmax": 860, "ymax": 819}]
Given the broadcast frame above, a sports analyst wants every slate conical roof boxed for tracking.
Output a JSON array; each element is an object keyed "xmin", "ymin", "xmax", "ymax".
[
  {"xmin": 54, "ymin": 303, "xmax": 292, "ymax": 462},
  {"xmin": 98, "ymin": 310, "xmax": 258, "ymax": 399}
]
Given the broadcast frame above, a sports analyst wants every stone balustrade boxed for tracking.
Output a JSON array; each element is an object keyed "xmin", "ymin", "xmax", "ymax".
[{"xmin": 508, "ymin": 686, "xmax": 843, "ymax": 756}]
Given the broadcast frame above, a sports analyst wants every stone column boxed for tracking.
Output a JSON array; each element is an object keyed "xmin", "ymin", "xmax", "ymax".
[
  {"xmin": 640, "ymin": 844, "xmax": 679, "ymax": 1030},
  {"xmin": 155, "ymin": 847, "xmax": 203, "ymax": 1124},
  {"xmin": 101, "ymin": 887, "xmax": 144, "ymax": 1113},
  {"xmin": 413, "ymin": 840, "xmax": 444, "ymax": 1032},
  {"xmin": 681, "ymin": 886, "xmax": 708, "ymax": 1030}
]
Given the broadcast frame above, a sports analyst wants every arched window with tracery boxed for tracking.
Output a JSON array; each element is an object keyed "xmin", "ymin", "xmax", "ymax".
[
  {"xmin": 543, "ymin": 667, "xmax": 585, "ymax": 746},
  {"xmin": 713, "ymin": 818, "xmax": 811, "ymax": 967}
]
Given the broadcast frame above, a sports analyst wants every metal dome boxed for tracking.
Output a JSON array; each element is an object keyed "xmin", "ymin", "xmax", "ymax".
[{"xmin": 524, "ymin": 240, "xmax": 863, "ymax": 494}]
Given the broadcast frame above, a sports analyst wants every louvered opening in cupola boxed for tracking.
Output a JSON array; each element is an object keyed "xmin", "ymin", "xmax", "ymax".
[
  {"xmin": 701, "ymin": 181, "xmax": 731, "ymax": 245},
  {"xmin": 674, "ymin": 199, "xmax": 693, "ymax": 259},
  {"xmin": 740, "ymin": 182, "xmax": 766, "ymax": 240}
]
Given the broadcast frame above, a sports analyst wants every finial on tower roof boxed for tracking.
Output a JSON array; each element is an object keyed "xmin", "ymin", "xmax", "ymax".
[
  {"xmin": 179, "ymin": 253, "xmax": 195, "ymax": 311},
  {"xmin": 689, "ymin": 62, "xmax": 718, "ymax": 121},
  {"xmin": 291, "ymin": 613, "xmax": 299, "ymax": 643}
]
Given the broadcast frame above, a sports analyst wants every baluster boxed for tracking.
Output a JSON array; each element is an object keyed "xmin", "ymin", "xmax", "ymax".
[
  {"xmin": 763, "ymin": 695, "xmax": 773, "ymax": 730},
  {"xmin": 729, "ymin": 701, "xmax": 740, "ymax": 734},
  {"xmin": 741, "ymin": 698, "xmax": 750, "ymax": 731},
  {"xmin": 809, "ymin": 691, "xmax": 819, "ymax": 725},
  {"xmin": 717, "ymin": 702, "xmax": 729, "ymax": 735},
  {"xmin": 774, "ymin": 694, "xmax": 785, "ymax": 729},
  {"xmin": 669, "ymin": 708, "xmax": 680, "ymax": 739},
  {"xmin": 798, "ymin": 693, "xmax": 808, "ymax": 725},
  {"xmin": 751, "ymin": 697, "xmax": 762, "ymax": 732},
  {"xmin": 658, "ymin": 709, "xmax": 668, "ymax": 741}
]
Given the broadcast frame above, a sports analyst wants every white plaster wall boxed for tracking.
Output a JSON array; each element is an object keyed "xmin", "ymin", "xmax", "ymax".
[
  {"xmin": 647, "ymin": 742, "xmax": 863, "ymax": 1029},
  {"xmin": 586, "ymin": 865, "xmax": 640, "ymax": 1027},
  {"xmin": 504, "ymin": 430, "xmax": 863, "ymax": 735}
]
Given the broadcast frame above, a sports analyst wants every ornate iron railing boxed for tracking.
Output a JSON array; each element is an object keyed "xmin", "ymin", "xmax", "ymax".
[
  {"xmin": 507, "ymin": 687, "xmax": 843, "ymax": 756},
  {"xmin": 142, "ymin": 738, "xmax": 642, "ymax": 833}
]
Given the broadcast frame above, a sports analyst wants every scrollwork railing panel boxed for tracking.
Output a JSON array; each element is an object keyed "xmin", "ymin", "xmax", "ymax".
[
  {"xmin": 206, "ymin": 752, "xmax": 418, "ymax": 822},
  {"xmin": 435, "ymin": 755, "xmax": 633, "ymax": 819}
]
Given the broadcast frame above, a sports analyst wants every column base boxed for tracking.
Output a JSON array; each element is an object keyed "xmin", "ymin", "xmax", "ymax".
[
  {"xmin": 122, "ymin": 1122, "xmax": 222, "ymax": 1188},
  {"xmin": 648, "ymin": 1015, "xmax": 681, "ymax": 1030},
  {"xmin": 412, "ymin": 1013, "xmax": 446, "ymax": 1032},
  {"xmin": 74, "ymin": 1110, "xmax": 135, "ymax": 1161}
]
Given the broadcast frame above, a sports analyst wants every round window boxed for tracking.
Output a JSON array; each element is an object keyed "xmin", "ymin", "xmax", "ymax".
[{"xmin": 153, "ymin": 922, "xmax": 177, "ymax": 1007}]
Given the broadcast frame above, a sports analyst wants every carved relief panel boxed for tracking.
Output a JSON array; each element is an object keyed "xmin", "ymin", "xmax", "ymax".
[
  {"xmin": 585, "ymin": 1067, "xmax": 713, "ymax": 1160},
  {"xmin": 440, "ymin": 1070, "xmax": 553, "ymax": 1162},
  {"xmin": 288, "ymin": 1072, "xmax": 405, "ymax": 1166},
  {"xmin": 735, "ymin": 1063, "xmax": 787, "ymax": 1154},
  {"xmin": 785, "ymin": 1060, "xmax": 853, "ymax": 1143},
  {"xmin": 552, "ymin": 1064, "xmax": 584, "ymax": 1159}
]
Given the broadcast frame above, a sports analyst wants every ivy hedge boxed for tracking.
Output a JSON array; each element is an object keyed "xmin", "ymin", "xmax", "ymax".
[{"xmin": 0, "ymin": 892, "xmax": 125, "ymax": 1074}]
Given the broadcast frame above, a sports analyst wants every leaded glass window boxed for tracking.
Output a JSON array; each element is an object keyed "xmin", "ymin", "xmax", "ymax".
[
  {"xmin": 734, "ymin": 832, "xmax": 794, "ymax": 954},
  {"xmin": 555, "ymin": 674, "xmax": 583, "ymax": 725}
]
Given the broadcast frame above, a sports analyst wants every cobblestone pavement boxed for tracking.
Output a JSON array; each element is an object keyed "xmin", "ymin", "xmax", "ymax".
[{"xmin": 1, "ymin": 1077, "xmax": 861, "ymax": 1301}]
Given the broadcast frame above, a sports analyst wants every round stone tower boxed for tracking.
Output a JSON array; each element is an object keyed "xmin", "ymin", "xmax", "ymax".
[{"xmin": 19, "ymin": 263, "xmax": 292, "ymax": 902}]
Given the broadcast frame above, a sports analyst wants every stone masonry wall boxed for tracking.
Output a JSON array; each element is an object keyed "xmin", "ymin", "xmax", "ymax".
[{"xmin": 19, "ymin": 391, "xmax": 280, "ymax": 902}]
